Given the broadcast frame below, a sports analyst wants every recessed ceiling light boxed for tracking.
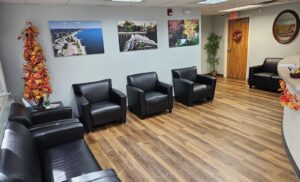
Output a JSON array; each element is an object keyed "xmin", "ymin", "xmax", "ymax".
[
  {"xmin": 219, "ymin": 4, "xmax": 263, "ymax": 12},
  {"xmin": 197, "ymin": 0, "xmax": 228, "ymax": 4},
  {"xmin": 111, "ymin": 0, "xmax": 144, "ymax": 2}
]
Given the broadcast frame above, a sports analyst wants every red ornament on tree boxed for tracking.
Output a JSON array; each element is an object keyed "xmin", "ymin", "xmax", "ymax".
[{"xmin": 18, "ymin": 21, "xmax": 52, "ymax": 108}]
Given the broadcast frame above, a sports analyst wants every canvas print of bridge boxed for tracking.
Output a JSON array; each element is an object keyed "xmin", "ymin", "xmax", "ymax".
[
  {"xmin": 117, "ymin": 21, "xmax": 158, "ymax": 52},
  {"xmin": 49, "ymin": 21, "xmax": 104, "ymax": 57}
]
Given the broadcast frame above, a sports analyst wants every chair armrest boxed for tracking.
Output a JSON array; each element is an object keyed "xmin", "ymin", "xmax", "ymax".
[
  {"xmin": 248, "ymin": 65, "xmax": 264, "ymax": 85},
  {"xmin": 156, "ymin": 81, "xmax": 173, "ymax": 95},
  {"xmin": 156, "ymin": 81, "xmax": 173, "ymax": 109},
  {"xmin": 126, "ymin": 85, "xmax": 145, "ymax": 115},
  {"xmin": 8, "ymin": 103, "xmax": 32, "ymax": 128},
  {"xmin": 173, "ymin": 78, "xmax": 194, "ymax": 91},
  {"xmin": 32, "ymin": 119, "xmax": 84, "ymax": 150},
  {"xmin": 31, "ymin": 107, "xmax": 73, "ymax": 125},
  {"xmin": 65, "ymin": 169, "xmax": 121, "ymax": 182},
  {"xmin": 196, "ymin": 74, "xmax": 216, "ymax": 86},
  {"xmin": 173, "ymin": 78, "xmax": 194, "ymax": 105},
  {"xmin": 110, "ymin": 88, "xmax": 127, "ymax": 106},
  {"xmin": 74, "ymin": 95, "xmax": 93, "ymax": 132},
  {"xmin": 249, "ymin": 65, "xmax": 264, "ymax": 75}
]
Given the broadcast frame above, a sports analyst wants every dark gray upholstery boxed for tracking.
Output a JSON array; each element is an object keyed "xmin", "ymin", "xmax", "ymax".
[
  {"xmin": 8, "ymin": 103, "xmax": 74, "ymax": 129},
  {"xmin": 0, "ymin": 122, "xmax": 121, "ymax": 182},
  {"xmin": 127, "ymin": 72, "xmax": 158, "ymax": 92},
  {"xmin": 172, "ymin": 67, "xmax": 217, "ymax": 106},
  {"xmin": 73, "ymin": 79, "xmax": 127, "ymax": 132},
  {"xmin": 43, "ymin": 140, "xmax": 100, "ymax": 182},
  {"xmin": 127, "ymin": 72, "xmax": 173, "ymax": 119},
  {"xmin": 248, "ymin": 58, "xmax": 282, "ymax": 91}
]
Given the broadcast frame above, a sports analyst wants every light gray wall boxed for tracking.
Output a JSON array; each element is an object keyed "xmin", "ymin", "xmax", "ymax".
[
  {"xmin": 0, "ymin": 4, "xmax": 202, "ymax": 111},
  {"xmin": 201, "ymin": 15, "xmax": 213, "ymax": 74},
  {"xmin": 210, "ymin": 2, "xmax": 300, "ymax": 76},
  {"xmin": 201, "ymin": 15, "xmax": 225, "ymax": 75}
]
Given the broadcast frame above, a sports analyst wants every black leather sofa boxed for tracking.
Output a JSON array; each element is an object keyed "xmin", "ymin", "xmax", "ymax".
[
  {"xmin": 172, "ymin": 66, "xmax": 217, "ymax": 106},
  {"xmin": 0, "ymin": 122, "xmax": 120, "ymax": 182},
  {"xmin": 73, "ymin": 79, "xmax": 127, "ymax": 132},
  {"xmin": 127, "ymin": 72, "xmax": 173, "ymax": 119},
  {"xmin": 248, "ymin": 58, "xmax": 282, "ymax": 91},
  {"xmin": 8, "ymin": 103, "xmax": 76, "ymax": 131}
]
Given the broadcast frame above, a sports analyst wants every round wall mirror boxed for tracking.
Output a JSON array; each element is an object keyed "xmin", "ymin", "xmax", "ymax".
[{"xmin": 273, "ymin": 10, "xmax": 300, "ymax": 44}]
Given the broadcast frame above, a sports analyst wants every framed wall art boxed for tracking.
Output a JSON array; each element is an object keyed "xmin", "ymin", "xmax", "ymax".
[
  {"xmin": 49, "ymin": 21, "xmax": 105, "ymax": 57},
  {"xmin": 117, "ymin": 21, "xmax": 158, "ymax": 52},
  {"xmin": 273, "ymin": 10, "xmax": 300, "ymax": 44},
  {"xmin": 168, "ymin": 19, "xmax": 199, "ymax": 48}
]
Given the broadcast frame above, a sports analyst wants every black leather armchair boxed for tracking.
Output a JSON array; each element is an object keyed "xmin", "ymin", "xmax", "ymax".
[
  {"xmin": 172, "ymin": 66, "xmax": 217, "ymax": 106},
  {"xmin": 73, "ymin": 79, "xmax": 126, "ymax": 132},
  {"xmin": 8, "ymin": 103, "xmax": 76, "ymax": 131},
  {"xmin": 0, "ymin": 122, "xmax": 121, "ymax": 182},
  {"xmin": 127, "ymin": 72, "xmax": 173, "ymax": 119},
  {"xmin": 248, "ymin": 58, "xmax": 282, "ymax": 91}
]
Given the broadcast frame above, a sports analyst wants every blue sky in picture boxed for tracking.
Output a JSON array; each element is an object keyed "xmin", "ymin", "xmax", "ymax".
[{"xmin": 49, "ymin": 21, "xmax": 102, "ymax": 29}]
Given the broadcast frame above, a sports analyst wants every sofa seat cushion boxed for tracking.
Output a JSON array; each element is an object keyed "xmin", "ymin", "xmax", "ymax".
[
  {"xmin": 145, "ymin": 91, "xmax": 168, "ymax": 105},
  {"xmin": 90, "ymin": 101, "xmax": 121, "ymax": 125},
  {"xmin": 193, "ymin": 84, "xmax": 211, "ymax": 101},
  {"xmin": 43, "ymin": 140, "xmax": 101, "ymax": 182},
  {"xmin": 270, "ymin": 75, "xmax": 281, "ymax": 85},
  {"xmin": 253, "ymin": 72, "xmax": 275, "ymax": 78},
  {"xmin": 29, "ymin": 118, "xmax": 79, "ymax": 132},
  {"xmin": 271, "ymin": 75, "xmax": 281, "ymax": 80}
]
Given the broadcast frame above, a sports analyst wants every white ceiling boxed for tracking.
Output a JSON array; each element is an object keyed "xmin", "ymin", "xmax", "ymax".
[{"xmin": 0, "ymin": 0, "xmax": 299, "ymax": 15}]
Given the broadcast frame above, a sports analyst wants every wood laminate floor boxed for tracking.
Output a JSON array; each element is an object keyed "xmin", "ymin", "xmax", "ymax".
[{"xmin": 85, "ymin": 78, "xmax": 297, "ymax": 182}]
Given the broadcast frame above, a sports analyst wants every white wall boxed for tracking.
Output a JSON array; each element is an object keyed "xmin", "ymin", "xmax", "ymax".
[
  {"xmin": 201, "ymin": 15, "xmax": 225, "ymax": 75},
  {"xmin": 210, "ymin": 2, "xmax": 300, "ymax": 76},
  {"xmin": 0, "ymin": 4, "xmax": 202, "ymax": 110},
  {"xmin": 201, "ymin": 16, "xmax": 213, "ymax": 74}
]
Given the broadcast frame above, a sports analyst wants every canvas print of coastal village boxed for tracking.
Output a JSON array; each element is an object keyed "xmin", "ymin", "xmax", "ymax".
[
  {"xmin": 168, "ymin": 19, "xmax": 199, "ymax": 48},
  {"xmin": 49, "ymin": 21, "xmax": 104, "ymax": 57},
  {"xmin": 117, "ymin": 21, "xmax": 158, "ymax": 52}
]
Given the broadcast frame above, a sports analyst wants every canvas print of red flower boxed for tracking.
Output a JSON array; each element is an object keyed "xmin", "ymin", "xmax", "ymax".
[{"xmin": 168, "ymin": 19, "xmax": 199, "ymax": 48}]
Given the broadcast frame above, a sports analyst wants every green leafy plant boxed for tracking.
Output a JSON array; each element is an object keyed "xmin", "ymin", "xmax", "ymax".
[{"xmin": 204, "ymin": 32, "xmax": 222, "ymax": 74}]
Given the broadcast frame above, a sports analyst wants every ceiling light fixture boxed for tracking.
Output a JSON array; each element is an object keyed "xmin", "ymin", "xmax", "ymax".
[
  {"xmin": 111, "ymin": 0, "xmax": 144, "ymax": 2},
  {"xmin": 197, "ymin": 0, "xmax": 228, "ymax": 4},
  {"xmin": 219, "ymin": 4, "xmax": 263, "ymax": 13}
]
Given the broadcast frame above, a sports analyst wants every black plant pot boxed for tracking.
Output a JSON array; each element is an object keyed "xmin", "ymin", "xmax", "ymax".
[{"xmin": 37, "ymin": 98, "xmax": 46, "ymax": 111}]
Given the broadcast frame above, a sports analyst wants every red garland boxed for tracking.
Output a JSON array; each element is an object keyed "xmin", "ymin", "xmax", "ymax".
[
  {"xmin": 279, "ymin": 80, "xmax": 300, "ymax": 111},
  {"xmin": 233, "ymin": 30, "xmax": 242, "ymax": 43}
]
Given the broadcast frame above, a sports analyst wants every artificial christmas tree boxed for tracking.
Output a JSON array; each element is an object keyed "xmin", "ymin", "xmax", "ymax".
[{"xmin": 18, "ymin": 21, "xmax": 52, "ymax": 110}]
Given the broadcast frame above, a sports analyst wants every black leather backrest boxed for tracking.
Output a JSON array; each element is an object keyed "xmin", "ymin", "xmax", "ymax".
[
  {"xmin": 73, "ymin": 79, "xmax": 112, "ymax": 104},
  {"xmin": 0, "ymin": 122, "xmax": 42, "ymax": 182},
  {"xmin": 172, "ymin": 66, "xmax": 197, "ymax": 81},
  {"xmin": 263, "ymin": 58, "xmax": 282, "ymax": 74},
  {"xmin": 127, "ymin": 72, "xmax": 158, "ymax": 92},
  {"xmin": 8, "ymin": 103, "xmax": 32, "ymax": 128}
]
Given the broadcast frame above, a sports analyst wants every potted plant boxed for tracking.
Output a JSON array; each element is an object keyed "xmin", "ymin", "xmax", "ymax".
[{"xmin": 204, "ymin": 32, "xmax": 222, "ymax": 77}]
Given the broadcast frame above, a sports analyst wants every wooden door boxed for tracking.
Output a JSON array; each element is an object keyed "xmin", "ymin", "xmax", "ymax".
[{"xmin": 227, "ymin": 17, "xmax": 249, "ymax": 80}]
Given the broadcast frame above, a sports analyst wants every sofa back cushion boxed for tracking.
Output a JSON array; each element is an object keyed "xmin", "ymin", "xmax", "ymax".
[
  {"xmin": 263, "ymin": 58, "xmax": 282, "ymax": 74},
  {"xmin": 172, "ymin": 66, "xmax": 197, "ymax": 82},
  {"xmin": 127, "ymin": 72, "xmax": 158, "ymax": 92},
  {"xmin": 8, "ymin": 103, "xmax": 32, "ymax": 128},
  {"xmin": 0, "ymin": 122, "xmax": 42, "ymax": 182},
  {"xmin": 73, "ymin": 79, "xmax": 112, "ymax": 104}
]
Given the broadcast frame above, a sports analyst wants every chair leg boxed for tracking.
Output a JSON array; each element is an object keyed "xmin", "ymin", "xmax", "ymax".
[
  {"xmin": 249, "ymin": 85, "xmax": 253, "ymax": 89},
  {"xmin": 169, "ymin": 109, "xmax": 172, "ymax": 113}
]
